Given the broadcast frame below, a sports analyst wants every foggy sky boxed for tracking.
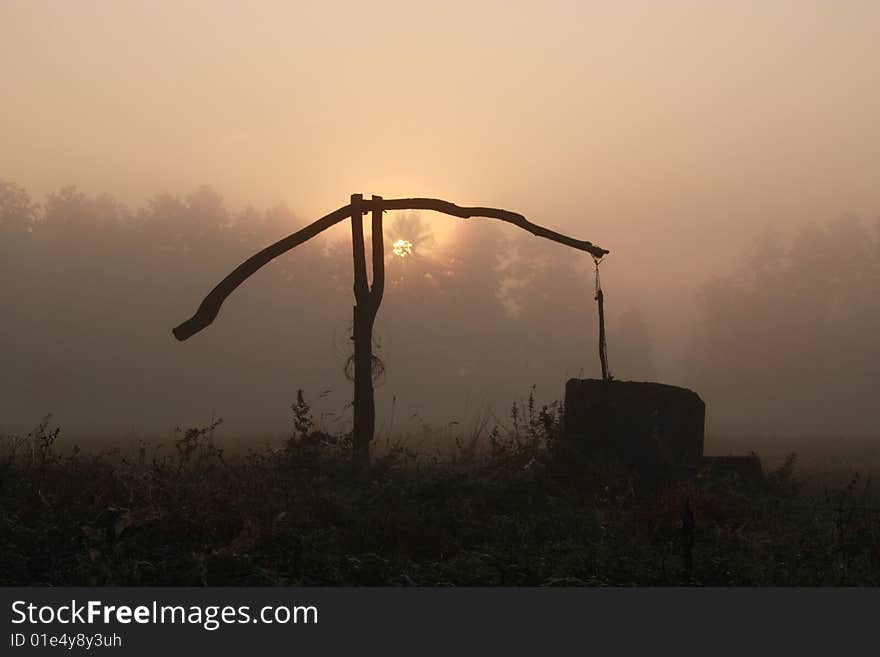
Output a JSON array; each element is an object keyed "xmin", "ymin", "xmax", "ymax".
[{"xmin": 2, "ymin": 2, "xmax": 879, "ymax": 442}]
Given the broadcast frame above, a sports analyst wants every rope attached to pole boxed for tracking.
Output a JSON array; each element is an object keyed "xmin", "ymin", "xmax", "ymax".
[{"xmin": 593, "ymin": 255, "xmax": 611, "ymax": 382}]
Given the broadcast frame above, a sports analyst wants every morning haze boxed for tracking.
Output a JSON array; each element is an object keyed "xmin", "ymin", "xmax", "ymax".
[{"xmin": 2, "ymin": 2, "xmax": 879, "ymax": 448}]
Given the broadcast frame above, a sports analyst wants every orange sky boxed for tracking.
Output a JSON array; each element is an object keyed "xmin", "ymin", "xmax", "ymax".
[
  {"xmin": 3, "ymin": 1, "xmax": 879, "ymax": 375},
  {"xmin": 3, "ymin": 2, "xmax": 878, "ymax": 213}
]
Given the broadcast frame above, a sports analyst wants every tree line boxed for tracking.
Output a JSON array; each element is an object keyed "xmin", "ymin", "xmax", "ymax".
[{"xmin": 2, "ymin": 179, "xmax": 877, "ymax": 438}]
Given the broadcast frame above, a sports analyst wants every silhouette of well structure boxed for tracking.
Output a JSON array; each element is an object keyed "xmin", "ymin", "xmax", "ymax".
[
  {"xmin": 171, "ymin": 191, "xmax": 721, "ymax": 475},
  {"xmin": 563, "ymin": 379, "xmax": 705, "ymax": 472},
  {"xmin": 172, "ymin": 193, "xmax": 608, "ymax": 469}
]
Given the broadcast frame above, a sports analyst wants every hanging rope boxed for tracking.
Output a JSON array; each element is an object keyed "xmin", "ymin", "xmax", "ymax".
[{"xmin": 593, "ymin": 255, "xmax": 611, "ymax": 381}]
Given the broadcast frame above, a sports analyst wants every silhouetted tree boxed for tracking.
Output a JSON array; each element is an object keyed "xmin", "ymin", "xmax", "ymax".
[
  {"xmin": 0, "ymin": 180, "xmax": 37, "ymax": 234},
  {"xmin": 686, "ymin": 215, "xmax": 880, "ymax": 436}
]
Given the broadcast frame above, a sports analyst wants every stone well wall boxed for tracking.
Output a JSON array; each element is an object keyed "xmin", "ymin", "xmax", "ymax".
[{"xmin": 562, "ymin": 379, "xmax": 705, "ymax": 471}]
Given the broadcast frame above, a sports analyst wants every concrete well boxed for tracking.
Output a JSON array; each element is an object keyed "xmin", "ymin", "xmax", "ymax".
[{"xmin": 562, "ymin": 379, "xmax": 705, "ymax": 472}]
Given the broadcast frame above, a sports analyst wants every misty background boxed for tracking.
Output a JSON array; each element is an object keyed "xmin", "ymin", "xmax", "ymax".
[
  {"xmin": 2, "ymin": 2, "xmax": 879, "ymax": 445},
  {"xmin": 1, "ymin": 180, "xmax": 877, "ymax": 443}
]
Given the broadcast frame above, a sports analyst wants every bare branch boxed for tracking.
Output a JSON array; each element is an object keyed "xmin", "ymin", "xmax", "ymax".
[
  {"xmin": 172, "ymin": 195, "xmax": 608, "ymax": 341},
  {"xmin": 172, "ymin": 203, "xmax": 352, "ymax": 341},
  {"xmin": 366, "ymin": 197, "xmax": 609, "ymax": 258}
]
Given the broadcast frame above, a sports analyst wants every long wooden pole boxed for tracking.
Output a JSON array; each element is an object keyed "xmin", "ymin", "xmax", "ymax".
[{"xmin": 596, "ymin": 287, "xmax": 609, "ymax": 381}]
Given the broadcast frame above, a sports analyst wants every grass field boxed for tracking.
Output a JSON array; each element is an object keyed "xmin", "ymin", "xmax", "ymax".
[{"xmin": 2, "ymin": 400, "xmax": 879, "ymax": 586}]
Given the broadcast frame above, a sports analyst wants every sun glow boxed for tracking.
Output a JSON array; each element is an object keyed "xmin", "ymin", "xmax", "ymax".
[{"xmin": 392, "ymin": 239, "xmax": 413, "ymax": 258}]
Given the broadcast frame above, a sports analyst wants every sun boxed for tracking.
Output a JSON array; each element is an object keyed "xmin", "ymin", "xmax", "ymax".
[{"xmin": 392, "ymin": 239, "xmax": 413, "ymax": 258}]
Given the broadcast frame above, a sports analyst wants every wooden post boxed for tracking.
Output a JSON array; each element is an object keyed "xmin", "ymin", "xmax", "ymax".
[
  {"xmin": 349, "ymin": 194, "xmax": 386, "ymax": 470},
  {"xmin": 350, "ymin": 194, "xmax": 371, "ymax": 469}
]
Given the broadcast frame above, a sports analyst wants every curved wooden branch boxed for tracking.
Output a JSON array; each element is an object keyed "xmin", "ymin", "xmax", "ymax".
[
  {"xmin": 172, "ymin": 204, "xmax": 352, "ymax": 340},
  {"xmin": 367, "ymin": 198, "xmax": 609, "ymax": 259},
  {"xmin": 173, "ymin": 196, "xmax": 608, "ymax": 341}
]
